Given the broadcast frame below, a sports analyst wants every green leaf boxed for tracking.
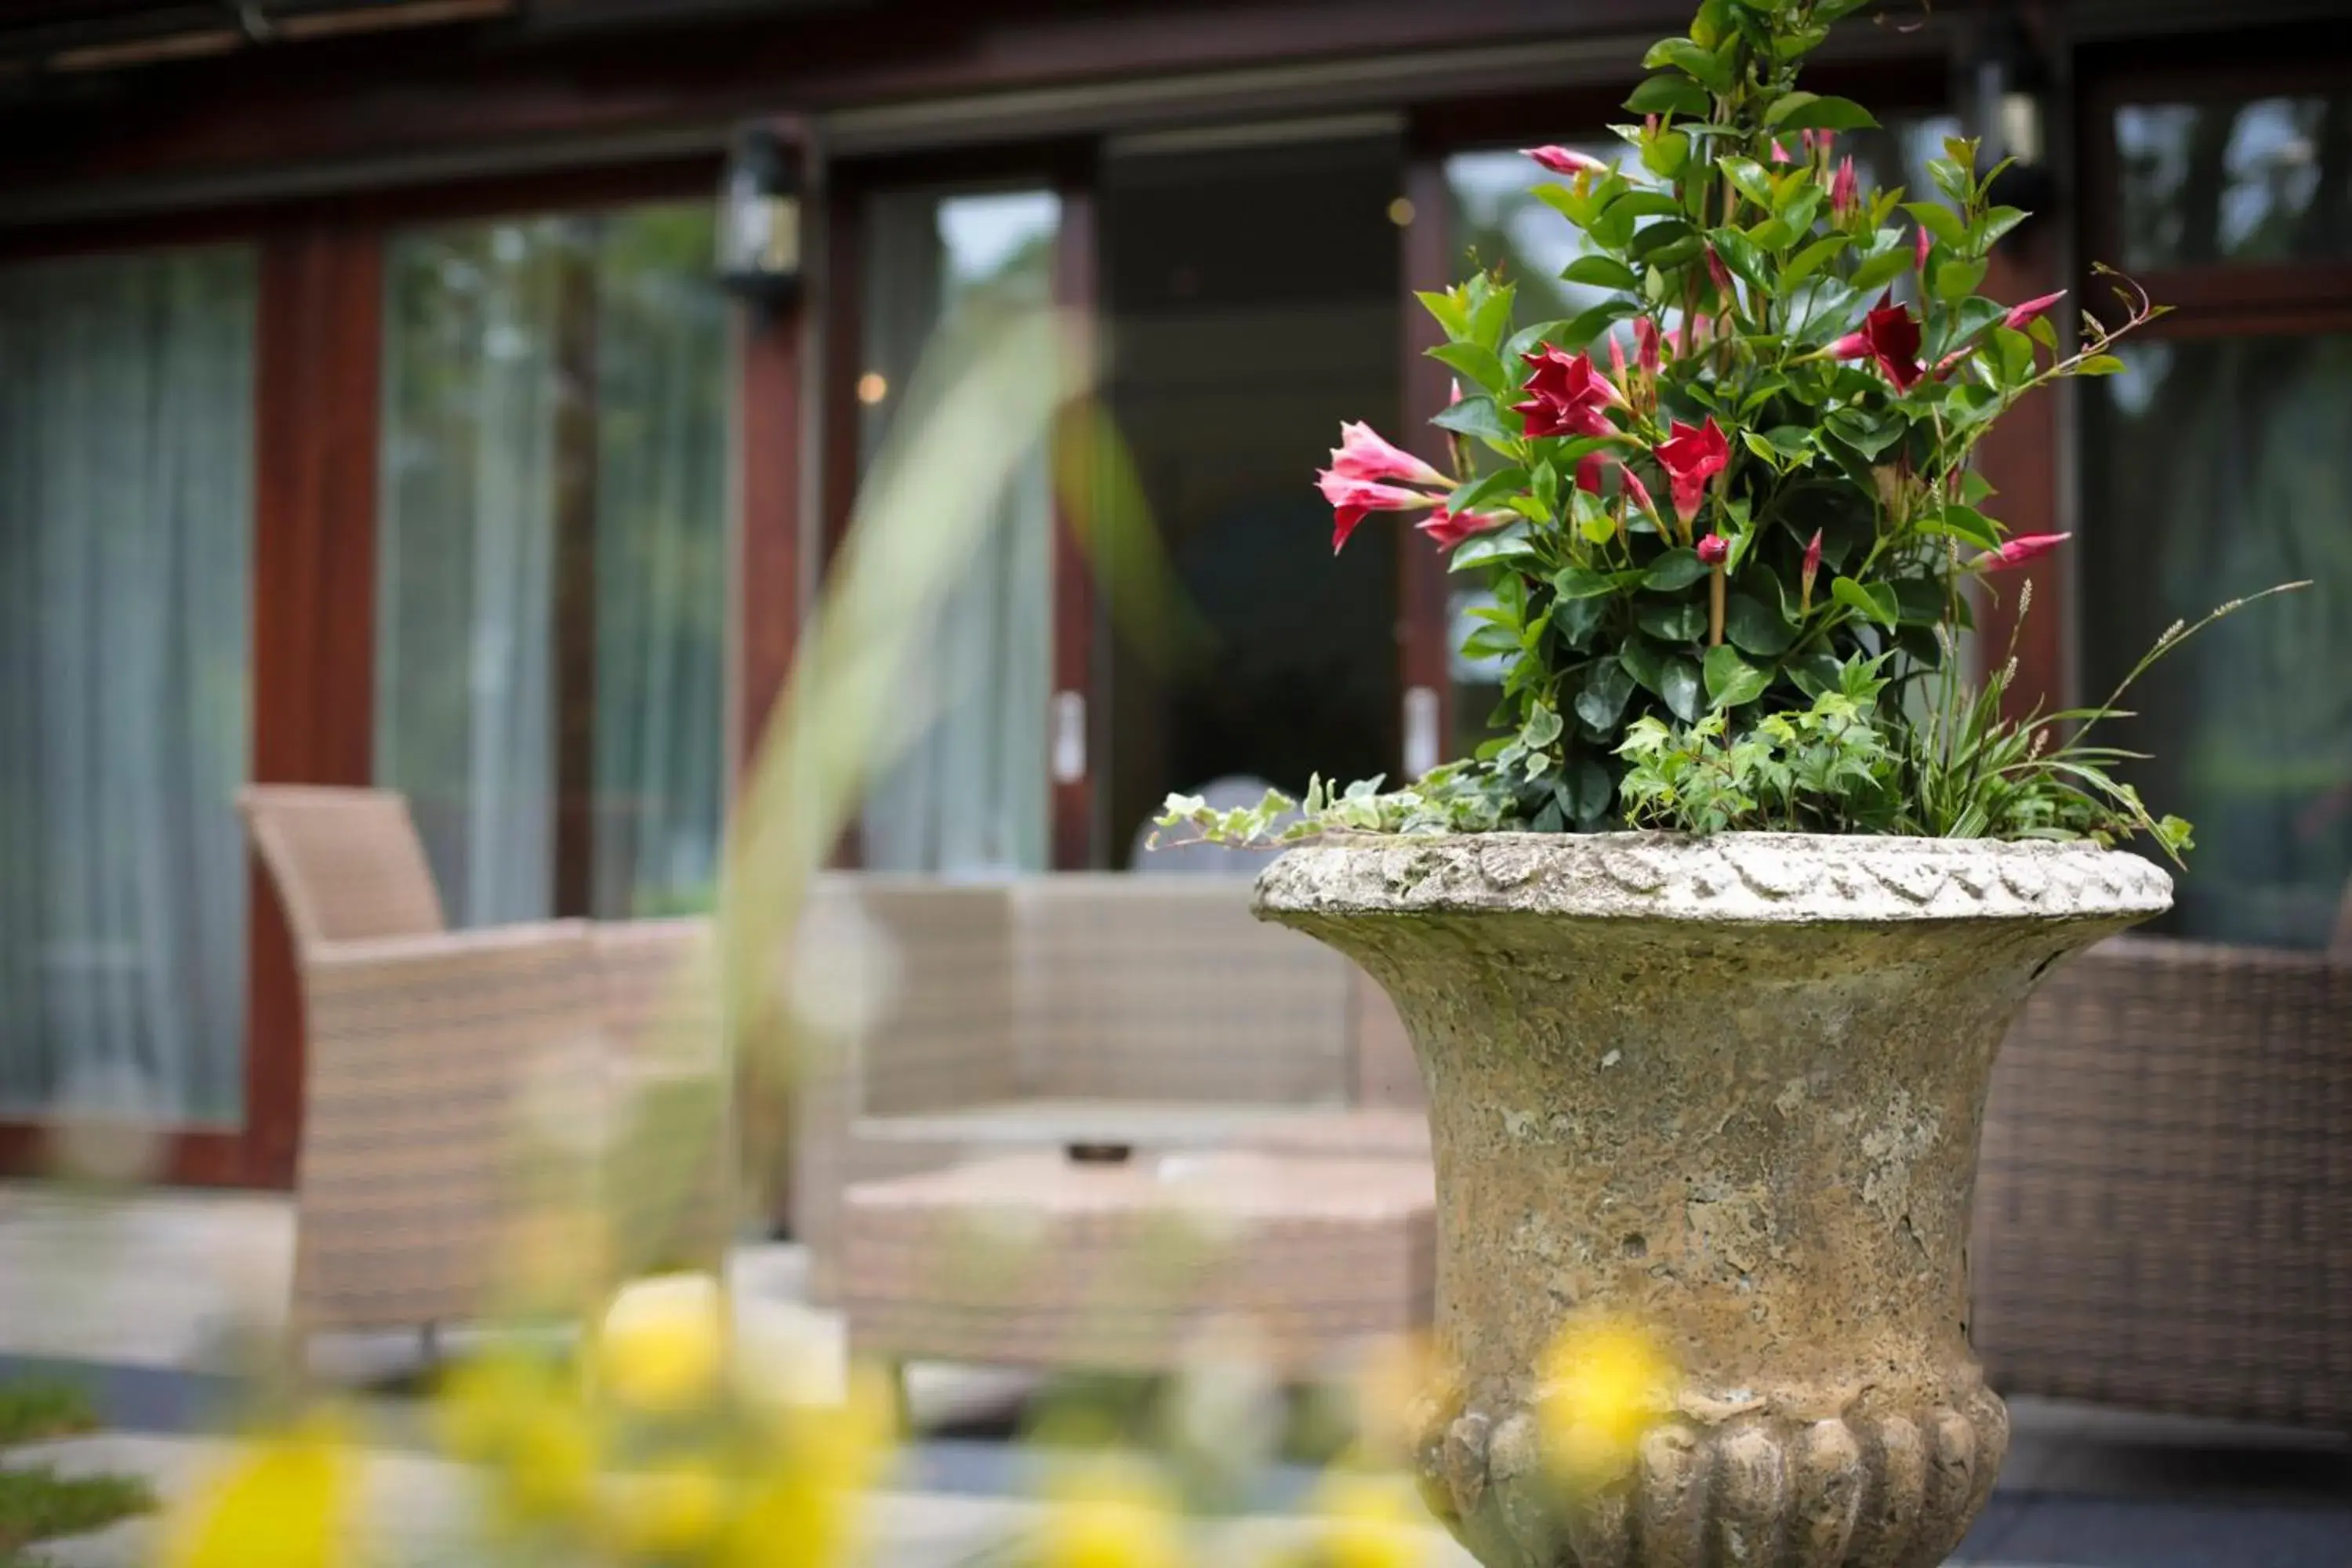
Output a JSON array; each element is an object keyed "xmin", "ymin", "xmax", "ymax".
[
  {"xmin": 1642, "ymin": 36, "xmax": 1733, "ymax": 92},
  {"xmin": 1636, "ymin": 600, "xmax": 1708, "ymax": 642},
  {"xmin": 1745, "ymin": 216, "xmax": 1796, "ymax": 252},
  {"xmin": 1416, "ymin": 289, "xmax": 1469, "ymax": 337},
  {"xmin": 1445, "ymin": 466, "xmax": 1528, "ymax": 514},
  {"xmin": 1766, "ymin": 94, "xmax": 1878, "ymax": 131},
  {"xmin": 1660, "ymin": 655, "xmax": 1703, "ymax": 722},
  {"xmin": 1641, "ymin": 548, "xmax": 1705, "ymax": 592},
  {"xmin": 1522, "ymin": 705, "xmax": 1565, "ymax": 749},
  {"xmin": 1704, "ymin": 644, "xmax": 1771, "ymax": 708},
  {"xmin": 1892, "ymin": 575, "xmax": 1948, "ymax": 626},
  {"xmin": 1704, "ymin": 227, "xmax": 1769, "ymax": 292},
  {"xmin": 1624, "ymin": 74, "xmax": 1711, "ymax": 118},
  {"xmin": 1553, "ymin": 297, "xmax": 1642, "ymax": 350},
  {"xmin": 1785, "ymin": 649, "xmax": 1840, "ymax": 698},
  {"xmin": 1848, "ymin": 245, "xmax": 1914, "ymax": 296},
  {"xmin": 1427, "ymin": 341, "xmax": 1508, "ymax": 394},
  {"xmin": 1831, "ymin": 575, "xmax": 1900, "ymax": 627},
  {"xmin": 1716, "ymin": 155, "xmax": 1776, "ymax": 211},
  {"xmin": 1992, "ymin": 325, "xmax": 2036, "ymax": 385},
  {"xmin": 1559, "ymin": 254, "xmax": 1642, "ymax": 291},
  {"xmin": 1432, "ymin": 394, "xmax": 1515, "ymax": 445},
  {"xmin": 1461, "ymin": 622, "xmax": 1522, "ymax": 659},
  {"xmin": 1902, "ymin": 201, "xmax": 1969, "ymax": 251},
  {"xmin": 1762, "ymin": 90, "xmax": 1820, "ymax": 128},
  {"xmin": 1781, "ymin": 233, "xmax": 1849, "ymax": 287},
  {"xmin": 1724, "ymin": 593, "xmax": 1795, "ymax": 655},
  {"xmin": 1918, "ymin": 503, "xmax": 2000, "ymax": 550},
  {"xmin": 2076, "ymin": 354, "xmax": 2126, "ymax": 376},
  {"xmin": 1619, "ymin": 633, "xmax": 1668, "ymax": 697},
  {"xmin": 1979, "ymin": 205, "xmax": 2031, "ymax": 250},
  {"xmin": 1641, "ymin": 130, "xmax": 1691, "ymax": 179},
  {"xmin": 1933, "ymin": 258, "xmax": 1988, "ymax": 302},
  {"xmin": 1553, "ymin": 590, "xmax": 1610, "ymax": 647},
  {"xmin": 1468, "ymin": 283, "xmax": 1516, "ymax": 350},
  {"xmin": 1574, "ymin": 659, "xmax": 1637, "ymax": 730},
  {"xmin": 1555, "ymin": 565, "xmax": 1636, "ymax": 600},
  {"xmin": 1448, "ymin": 526, "xmax": 1536, "ymax": 572}
]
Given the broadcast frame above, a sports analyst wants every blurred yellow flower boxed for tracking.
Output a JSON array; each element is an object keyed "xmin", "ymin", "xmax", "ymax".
[
  {"xmin": 594, "ymin": 1272, "xmax": 728, "ymax": 1414},
  {"xmin": 501, "ymin": 1403, "xmax": 601, "ymax": 1523},
  {"xmin": 1534, "ymin": 1316, "xmax": 1674, "ymax": 1487},
  {"xmin": 1307, "ymin": 1471, "xmax": 1425, "ymax": 1568},
  {"xmin": 1035, "ymin": 1463, "xmax": 1189, "ymax": 1568},
  {"xmin": 603, "ymin": 1460, "xmax": 732, "ymax": 1559},
  {"xmin": 158, "ymin": 1417, "xmax": 350, "ymax": 1568}
]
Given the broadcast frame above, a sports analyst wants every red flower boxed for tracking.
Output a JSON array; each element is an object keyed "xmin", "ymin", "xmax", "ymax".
[
  {"xmin": 1327, "ymin": 420, "xmax": 1450, "ymax": 489},
  {"xmin": 1523, "ymin": 145, "xmax": 1610, "ymax": 177},
  {"xmin": 1769, "ymin": 138, "xmax": 1795, "ymax": 164},
  {"xmin": 1696, "ymin": 532, "xmax": 1730, "ymax": 566},
  {"xmin": 1575, "ymin": 451, "xmax": 1609, "ymax": 495},
  {"xmin": 1635, "ymin": 316, "xmax": 1662, "ymax": 376},
  {"xmin": 1416, "ymin": 506, "xmax": 1513, "ymax": 550},
  {"xmin": 1317, "ymin": 470, "xmax": 1436, "ymax": 554},
  {"xmin": 1706, "ymin": 244, "xmax": 1734, "ymax": 300},
  {"xmin": 1831, "ymin": 296, "xmax": 1924, "ymax": 393},
  {"xmin": 1512, "ymin": 345, "xmax": 1626, "ymax": 440},
  {"xmin": 2003, "ymin": 290, "xmax": 2067, "ymax": 332},
  {"xmin": 1654, "ymin": 417, "xmax": 1730, "ymax": 528},
  {"xmin": 1829, "ymin": 156, "xmax": 1858, "ymax": 219},
  {"xmin": 1976, "ymin": 532, "xmax": 2071, "ymax": 571},
  {"xmin": 1620, "ymin": 466, "xmax": 1660, "ymax": 524},
  {"xmin": 1800, "ymin": 528, "xmax": 1823, "ymax": 612}
]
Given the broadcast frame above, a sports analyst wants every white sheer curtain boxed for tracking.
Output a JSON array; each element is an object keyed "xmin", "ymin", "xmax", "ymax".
[
  {"xmin": 0, "ymin": 248, "xmax": 256, "ymax": 1122},
  {"xmin": 376, "ymin": 207, "xmax": 728, "ymax": 924},
  {"xmin": 858, "ymin": 189, "xmax": 1058, "ymax": 874}
]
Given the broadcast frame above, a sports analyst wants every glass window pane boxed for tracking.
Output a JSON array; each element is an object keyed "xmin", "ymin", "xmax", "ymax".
[
  {"xmin": 376, "ymin": 204, "xmax": 729, "ymax": 924},
  {"xmin": 856, "ymin": 188, "xmax": 1058, "ymax": 874},
  {"xmin": 2081, "ymin": 333, "xmax": 2352, "ymax": 946},
  {"xmin": 0, "ymin": 246, "xmax": 256, "ymax": 1121},
  {"xmin": 2117, "ymin": 94, "xmax": 2352, "ymax": 270}
]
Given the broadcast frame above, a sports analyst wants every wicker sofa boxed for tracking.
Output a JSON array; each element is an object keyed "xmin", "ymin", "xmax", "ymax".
[
  {"xmin": 791, "ymin": 874, "xmax": 1365, "ymax": 1302},
  {"xmin": 243, "ymin": 786, "xmax": 731, "ymax": 1339}
]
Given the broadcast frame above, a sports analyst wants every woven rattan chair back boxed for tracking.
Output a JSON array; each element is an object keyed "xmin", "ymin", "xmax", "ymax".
[{"xmin": 239, "ymin": 786, "xmax": 448, "ymax": 950}]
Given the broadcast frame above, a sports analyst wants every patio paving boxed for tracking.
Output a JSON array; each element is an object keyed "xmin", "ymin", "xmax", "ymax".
[{"xmin": 2, "ymin": 1181, "xmax": 2347, "ymax": 1567}]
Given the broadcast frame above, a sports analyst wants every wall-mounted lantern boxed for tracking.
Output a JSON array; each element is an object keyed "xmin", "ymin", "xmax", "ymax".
[
  {"xmin": 1970, "ymin": 7, "xmax": 2056, "ymax": 223},
  {"xmin": 716, "ymin": 124, "xmax": 803, "ymax": 304}
]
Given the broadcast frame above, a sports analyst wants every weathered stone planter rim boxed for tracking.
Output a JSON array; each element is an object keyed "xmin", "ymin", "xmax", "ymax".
[{"xmin": 1252, "ymin": 829, "xmax": 2173, "ymax": 925}]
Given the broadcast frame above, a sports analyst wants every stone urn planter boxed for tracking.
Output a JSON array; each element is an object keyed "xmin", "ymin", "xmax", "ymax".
[{"xmin": 1254, "ymin": 832, "xmax": 2171, "ymax": 1568}]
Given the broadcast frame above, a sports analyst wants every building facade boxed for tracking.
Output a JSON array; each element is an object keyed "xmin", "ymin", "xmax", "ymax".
[{"xmin": 1, "ymin": 0, "xmax": 2346, "ymax": 1185}]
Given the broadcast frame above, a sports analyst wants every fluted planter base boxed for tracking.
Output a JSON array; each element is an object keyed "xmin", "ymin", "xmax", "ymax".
[{"xmin": 1255, "ymin": 833, "xmax": 2170, "ymax": 1568}]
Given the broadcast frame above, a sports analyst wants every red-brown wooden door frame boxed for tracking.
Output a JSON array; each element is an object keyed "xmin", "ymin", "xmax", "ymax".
[{"xmin": 0, "ymin": 158, "xmax": 775, "ymax": 1189}]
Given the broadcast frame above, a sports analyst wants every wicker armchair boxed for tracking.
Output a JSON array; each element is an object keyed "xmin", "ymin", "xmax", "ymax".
[
  {"xmin": 242, "ymin": 786, "xmax": 731, "ymax": 1338},
  {"xmin": 1973, "ymin": 900, "xmax": 2352, "ymax": 1429}
]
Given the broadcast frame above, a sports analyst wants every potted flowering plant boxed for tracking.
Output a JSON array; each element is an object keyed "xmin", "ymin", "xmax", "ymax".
[{"xmin": 1161, "ymin": 5, "xmax": 2297, "ymax": 1568}]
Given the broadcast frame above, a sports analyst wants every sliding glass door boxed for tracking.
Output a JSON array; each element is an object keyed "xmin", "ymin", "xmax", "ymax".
[
  {"xmin": 376, "ymin": 203, "xmax": 730, "ymax": 923},
  {"xmin": 0, "ymin": 246, "xmax": 257, "ymax": 1123}
]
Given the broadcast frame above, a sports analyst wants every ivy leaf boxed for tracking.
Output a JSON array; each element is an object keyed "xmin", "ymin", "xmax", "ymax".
[
  {"xmin": 1643, "ymin": 548, "xmax": 1708, "ymax": 591},
  {"xmin": 1522, "ymin": 706, "xmax": 1566, "ymax": 749},
  {"xmin": 1704, "ymin": 644, "xmax": 1772, "ymax": 708},
  {"xmin": 1563, "ymin": 756, "xmax": 1614, "ymax": 826},
  {"xmin": 1661, "ymin": 655, "xmax": 1704, "ymax": 722},
  {"xmin": 1831, "ymin": 575, "xmax": 1900, "ymax": 627},
  {"xmin": 1574, "ymin": 659, "xmax": 1637, "ymax": 731},
  {"xmin": 1724, "ymin": 593, "xmax": 1795, "ymax": 655}
]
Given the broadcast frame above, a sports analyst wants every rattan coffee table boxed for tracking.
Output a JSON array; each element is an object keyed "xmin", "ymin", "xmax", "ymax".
[{"xmin": 840, "ymin": 1149, "xmax": 1434, "ymax": 1377}]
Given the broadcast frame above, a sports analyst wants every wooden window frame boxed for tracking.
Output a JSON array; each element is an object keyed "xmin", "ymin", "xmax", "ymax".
[{"xmin": 0, "ymin": 156, "xmax": 797, "ymax": 1188}]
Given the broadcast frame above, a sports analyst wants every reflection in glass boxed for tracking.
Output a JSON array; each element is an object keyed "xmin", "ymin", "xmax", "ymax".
[
  {"xmin": 2118, "ymin": 95, "xmax": 2352, "ymax": 269},
  {"xmin": 2082, "ymin": 333, "xmax": 2352, "ymax": 946},
  {"xmin": 377, "ymin": 205, "xmax": 729, "ymax": 923},
  {"xmin": 0, "ymin": 247, "xmax": 256, "ymax": 1120},
  {"xmin": 858, "ymin": 190, "xmax": 1058, "ymax": 873}
]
